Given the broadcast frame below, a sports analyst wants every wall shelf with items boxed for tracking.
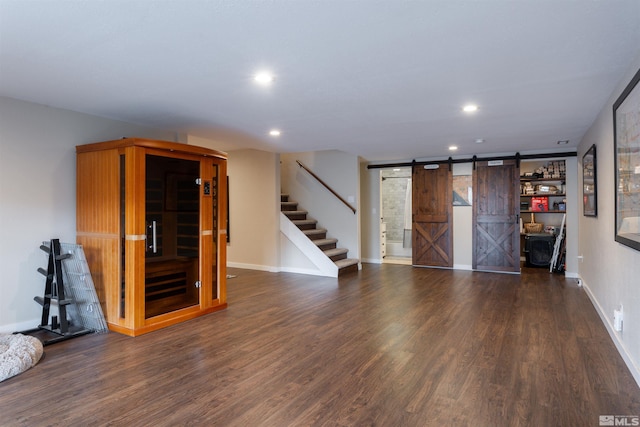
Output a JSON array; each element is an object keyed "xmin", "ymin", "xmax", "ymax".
[
  {"xmin": 520, "ymin": 181, "xmax": 566, "ymax": 213},
  {"xmin": 520, "ymin": 160, "xmax": 567, "ymax": 232}
]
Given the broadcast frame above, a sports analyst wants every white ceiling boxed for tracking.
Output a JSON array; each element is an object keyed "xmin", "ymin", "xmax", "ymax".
[{"xmin": 1, "ymin": 1, "xmax": 639, "ymax": 162}]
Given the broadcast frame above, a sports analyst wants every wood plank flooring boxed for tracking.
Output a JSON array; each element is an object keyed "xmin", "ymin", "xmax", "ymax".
[{"xmin": 2, "ymin": 265, "xmax": 639, "ymax": 426}]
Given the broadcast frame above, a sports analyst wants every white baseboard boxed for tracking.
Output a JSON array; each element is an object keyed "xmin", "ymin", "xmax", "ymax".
[
  {"xmin": 0, "ymin": 318, "xmax": 41, "ymax": 334},
  {"xmin": 278, "ymin": 266, "xmax": 336, "ymax": 277},
  {"xmin": 227, "ymin": 262, "xmax": 339, "ymax": 278},
  {"xmin": 227, "ymin": 262, "xmax": 280, "ymax": 273},
  {"xmin": 581, "ymin": 277, "xmax": 640, "ymax": 387}
]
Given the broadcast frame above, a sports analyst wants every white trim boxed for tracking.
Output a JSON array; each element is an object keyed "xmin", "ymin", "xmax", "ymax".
[
  {"xmin": 226, "ymin": 262, "xmax": 279, "ymax": 273},
  {"xmin": 582, "ymin": 277, "xmax": 640, "ymax": 387},
  {"xmin": 279, "ymin": 266, "xmax": 339, "ymax": 277},
  {"xmin": 0, "ymin": 318, "xmax": 40, "ymax": 334}
]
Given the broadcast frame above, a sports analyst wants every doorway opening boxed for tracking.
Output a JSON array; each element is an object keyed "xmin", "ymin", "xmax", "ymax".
[{"xmin": 380, "ymin": 168, "xmax": 412, "ymax": 265}]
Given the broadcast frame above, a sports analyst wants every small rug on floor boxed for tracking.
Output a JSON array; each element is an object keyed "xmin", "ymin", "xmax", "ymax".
[{"xmin": 0, "ymin": 333, "xmax": 44, "ymax": 382}]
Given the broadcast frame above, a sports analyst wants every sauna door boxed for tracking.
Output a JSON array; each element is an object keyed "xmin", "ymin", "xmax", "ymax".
[
  {"xmin": 412, "ymin": 164, "xmax": 453, "ymax": 267},
  {"xmin": 144, "ymin": 154, "xmax": 201, "ymax": 318},
  {"xmin": 472, "ymin": 159, "xmax": 520, "ymax": 273}
]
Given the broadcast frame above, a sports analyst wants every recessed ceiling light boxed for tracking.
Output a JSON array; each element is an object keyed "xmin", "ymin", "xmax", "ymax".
[
  {"xmin": 254, "ymin": 72, "xmax": 275, "ymax": 85},
  {"xmin": 462, "ymin": 104, "xmax": 478, "ymax": 113},
  {"xmin": 449, "ymin": 145, "xmax": 458, "ymax": 151},
  {"xmin": 269, "ymin": 129, "xmax": 281, "ymax": 136},
  {"xmin": 557, "ymin": 140, "xmax": 569, "ymax": 145},
  {"xmin": 475, "ymin": 138, "xmax": 485, "ymax": 144}
]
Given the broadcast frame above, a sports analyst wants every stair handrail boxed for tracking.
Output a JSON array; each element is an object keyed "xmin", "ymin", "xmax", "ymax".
[{"xmin": 296, "ymin": 160, "xmax": 356, "ymax": 214}]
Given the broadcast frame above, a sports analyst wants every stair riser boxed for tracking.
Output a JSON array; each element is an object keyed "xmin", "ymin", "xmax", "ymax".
[
  {"xmin": 305, "ymin": 232, "xmax": 327, "ymax": 241},
  {"xmin": 338, "ymin": 264, "xmax": 359, "ymax": 276},
  {"xmin": 317, "ymin": 243, "xmax": 337, "ymax": 251},
  {"xmin": 329, "ymin": 253, "xmax": 348, "ymax": 262},
  {"xmin": 281, "ymin": 204, "xmax": 298, "ymax": 211},
  {"xmin": 296, "ymin": 223, "xmax": 316, "ymax": 230},
  {"xmin": 285, "ymin": 213, "xmax": 307, "ymax": 220}
]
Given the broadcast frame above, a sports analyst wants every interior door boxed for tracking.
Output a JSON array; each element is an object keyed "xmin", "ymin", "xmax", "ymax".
[
  {"xmin": 144, "ymin": 154, "xmax": 201, "ymax": 318},
  {"xmin": 473, "ymin": 159, "xmax": 520, "ymax": 273},
  {"xmin": 412, "ymin": 164, "xmax": 453, "ymax": 267}
]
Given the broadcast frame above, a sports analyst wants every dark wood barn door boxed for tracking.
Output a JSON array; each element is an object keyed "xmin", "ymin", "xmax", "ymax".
[
  {"xmin": 473, "ymin": 159, "xmax": 520, "ymax": 273},
  {"xmin": 412, "ymin": 164, "xmax": 453, "ymax": 268}
]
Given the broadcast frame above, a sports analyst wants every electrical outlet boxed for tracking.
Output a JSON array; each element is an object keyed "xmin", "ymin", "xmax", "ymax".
[{"xmin": 614, "ymin": 305, "xmax": 624, "ymax": 332}]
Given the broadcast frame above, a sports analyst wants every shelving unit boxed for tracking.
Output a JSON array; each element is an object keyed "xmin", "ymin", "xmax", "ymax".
[
  {"xmin": 519, "ymin": 159, "xmax": 567, "ymax": 268},
  {"xmin": 520, "ymin": 180, "xmax": 566, "ymax": 212},
  {"xmin": 520, "ymin": 160, "xmax": 567, "ymax": 230}
]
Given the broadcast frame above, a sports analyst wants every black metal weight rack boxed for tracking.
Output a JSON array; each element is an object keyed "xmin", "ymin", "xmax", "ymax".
[{"xmin": 24, "ymin": 239, "xmax": 92, "ymax": 345}]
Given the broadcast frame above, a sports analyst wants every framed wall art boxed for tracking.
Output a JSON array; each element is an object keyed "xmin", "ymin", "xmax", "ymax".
[
  {"xmin": 614, "ymin": 67, "xmax": 640, "ymax": 251},
  {"xmin": 582, "ymin": 144, "xmax": 597, "ymax": 217},
  {"xmin": 453, "ymin": 175, "xmax": 472, "ymax": 206}
]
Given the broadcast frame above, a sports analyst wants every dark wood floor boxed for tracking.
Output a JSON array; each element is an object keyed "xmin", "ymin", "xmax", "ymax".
[{"xmin": 2, "ymin": 265, "xmax": 639, "ymax": 426}]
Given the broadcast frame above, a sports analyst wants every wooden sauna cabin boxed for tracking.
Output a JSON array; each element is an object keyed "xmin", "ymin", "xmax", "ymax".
[{"xmin": 76, "ymin": 138, "xmax": 227, "ymax": 336}]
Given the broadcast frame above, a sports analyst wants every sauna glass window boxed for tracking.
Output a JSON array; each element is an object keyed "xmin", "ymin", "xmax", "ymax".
[{"xmin": 144, "ymin": 155, "xmax": 201, "ymax": 318}]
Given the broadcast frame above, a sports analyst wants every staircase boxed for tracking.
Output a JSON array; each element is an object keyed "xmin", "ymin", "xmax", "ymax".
[{"xmin": 281, "ymin": 194, "xmax": 359, "ymax": 276}]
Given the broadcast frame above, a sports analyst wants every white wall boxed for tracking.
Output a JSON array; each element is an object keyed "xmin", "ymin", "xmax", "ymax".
[
  {"xmin": 279, "ymin": 232, "xmax": 324, "ymax": 274},
  {"xmin": 226, "ymin": 149, "xmax": 280, "ymax": 271},
  {"xmin": 564, "ymin": 157, "xmax": 579, "ymax": 276},
  {"xmin": 187, "ymin": 139, "xmax": 286, "ymax": 272},
  {"xmin": 0, "ymin": 96, "xmax": 178, "ymax": 332},
  {"xmin": 453, "ymin": 163, "xmax": 473, "ymax": 269},
  {"xmin": 360, "ymin": 162, "xmax": 381, "ymax": 263},
  {"xmin": 578, "ymin": 52, "xmax": 640, "ymax": 384},
  {"xmin": 280, "ymin": 151, "xmax": 360, "ymax": 262}
]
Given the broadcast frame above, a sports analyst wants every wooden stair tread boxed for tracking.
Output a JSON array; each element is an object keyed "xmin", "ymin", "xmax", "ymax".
[
  {"xmin": 303, "ymin": 228, "xmax": 327, "ymax": 235},
  {"xmin": 293, "ymin": 219, "xmax": 317, "ymax": 225},
  {"xmin": 283, "ymin": 210, "xmax": 308, "ymax": 216},
  {"xmin": 305, "ymin": 229, "xmax": 327, "ymax": 241},
  {"xmin": 323, "ymin": 248, "xmax": 348, "ymax": 257},
  {"xmin": 313, "ymin": 238, "xmax": 338, "ymax": 246},
  {"xmin": 335, "ymin": 258, "xmax": 359, "ymax": 269}
]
